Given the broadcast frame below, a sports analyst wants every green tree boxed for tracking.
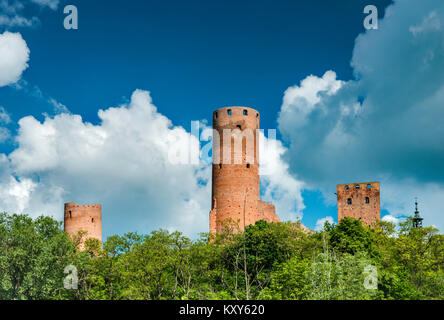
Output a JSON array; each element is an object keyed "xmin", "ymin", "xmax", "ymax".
[
  {"xmin": 0, "ymin": 213, "xmax": 82, "ymax": 299},
  {"xmin": 259, "ymin": 256, "xmax": 310, "ymax": 300},
  {"xmin": 84, "ymin": 233, "xmax": 143, "ymax": 299},
  {"xmin": 1, "ymin": 212, "xmax": 442, "ymax": 301},
  {"xmin": 117, "ymin": 230, "xmax": 192, "ymax": 299},
  {"xmin": 306, "ymin": 250, "xmax": 381, "ymax": 300},
  {"xmin": 394, "ymin": 217, "xmax": 444, "ymax": 299},
  {"xmin": 329, "ymin": 217, "xmax": 375, "ymax": 256}
]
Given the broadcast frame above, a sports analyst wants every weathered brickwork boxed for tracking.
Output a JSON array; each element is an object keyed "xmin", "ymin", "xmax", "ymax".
[
  {"xmin": 210, "ymin": 106, "xmax": 279, "ymax": 233},
  {"xmin": 337, "ymin": 182, "xmax": 381, "ymax": 226},
  {"xmin": 64, "ymin": 202, "xmax": 102, "ymax": 247}
]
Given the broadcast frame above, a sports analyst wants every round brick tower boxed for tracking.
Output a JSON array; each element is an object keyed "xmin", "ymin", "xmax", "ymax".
[
  {"xmin": 64, "ymin": 202, "xmax": 102, "ymax": 247},
  {"xmin": 210, "ymin": 106, "xmax": 278, "ymax": 233}
]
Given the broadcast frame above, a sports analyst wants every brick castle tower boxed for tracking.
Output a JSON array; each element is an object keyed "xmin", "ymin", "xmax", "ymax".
[
  {"xmin": 209, "ymin": 106, "xmax": 279, "ymax": 233},
  {"xmin": 337, "ymin": 181, "xmax": 381, "ymax": 226},
  {"xmin": 64, "ymin": 202, "xmax": 102, "ymax": 246}
]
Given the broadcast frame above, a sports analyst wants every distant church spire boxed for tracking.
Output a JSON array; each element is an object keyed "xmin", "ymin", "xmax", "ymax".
[{"xmin": 413, "ymin": 197, "xmax": 423, "ymax": 229}]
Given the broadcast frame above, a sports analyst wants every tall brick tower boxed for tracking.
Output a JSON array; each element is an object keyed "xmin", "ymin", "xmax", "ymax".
[
  {"xmin": 210, "ymin": 106, "xmax": 279, "ymax": 233},
  {"xmin": 64, "ymin": 202, "xmax": 102, "ymax": 247},
  {"xmin": 337, "ymin": 181, "xmax": 381, "ymax": 226}
]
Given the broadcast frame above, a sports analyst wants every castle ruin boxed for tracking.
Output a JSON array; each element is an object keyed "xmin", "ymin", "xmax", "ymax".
[
  {"xmin": 337, "ymin": 181, "xmax": 381, "ymax": 226},
  {"xmin": 209, "ymin": 106, "xmax": 280, "ymax": 233},
  {"xmin": 62, "ymin": 111, "xmax": 382, "ymax": 239}
]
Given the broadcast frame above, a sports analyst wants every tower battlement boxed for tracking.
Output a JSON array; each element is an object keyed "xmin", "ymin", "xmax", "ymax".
[
  {"xmin": 213, "ymin": 106, "xmax": 260, "ymax": 130},
  {"xmin": 64, "ymin": 202, "xmax": 101, "ymax": 209}
]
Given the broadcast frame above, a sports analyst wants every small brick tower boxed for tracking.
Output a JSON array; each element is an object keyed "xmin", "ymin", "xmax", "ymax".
[
  {"xmin": 210, "ymin": 106, "xmax": 279, "ymax": 233},
  {"xmin": 337, "ymin": 181, "xmax": 381, "ymax": 226},
  {"xmin": 64, "ymin": 202, "xmax": 102, "ymax": 247}
]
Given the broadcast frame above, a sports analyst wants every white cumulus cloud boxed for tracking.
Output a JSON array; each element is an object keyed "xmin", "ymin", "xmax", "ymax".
[
  {"xmin": 3, "ymin": 90, "xmax": 211, "ymax": 237},
  {"xmin": 382, "ymin": 215, "xmax": 399, "ymax": 224},
  {"xmin": 0, "ymin": 31, "xmax": 30, "ymax": 87},
  {"xmin": 260, "ymin": 132, "xmax": 305, "ymax": 222},
  {"xmin": 277, "ymin": 0, "xmax": 444, "ymax": 232},
  {"xmin": 0, "ymin": 88, "xmax": 306, "ymax": 237}
]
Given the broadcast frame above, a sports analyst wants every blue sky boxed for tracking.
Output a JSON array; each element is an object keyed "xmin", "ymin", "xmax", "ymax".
[
  {"xmin": 6, "ymin": 0, "xmax": 389, "ymax": 129},
  {"xmin": 1, "ymin": 0, "xmax": 444, "ymax": 238}
]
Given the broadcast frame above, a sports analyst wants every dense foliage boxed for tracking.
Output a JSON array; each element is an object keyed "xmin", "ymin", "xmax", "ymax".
[{"xmin": 0, "ymin": 212, "xmax": 442, "ymax": 300}]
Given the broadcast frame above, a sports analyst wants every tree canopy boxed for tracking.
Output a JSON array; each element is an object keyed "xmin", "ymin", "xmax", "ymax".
[{"xmin": 0, "ymin": 212, "xmax": 442, "ymax": 300}]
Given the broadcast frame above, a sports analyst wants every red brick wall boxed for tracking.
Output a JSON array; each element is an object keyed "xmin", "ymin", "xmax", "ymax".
[
  {"xmin": 337, "ymin": 182, "xmax": 381, "ymax": 226},
  {"xmin": 210, "ymin": 107, "xmax": 279, "ymax": 233},
  {"xmin": 258, "ymin": 200, "xmax": 279, "ymax": 222},
  {"xmin": 64, "ymin": 202, "xmax": 102, "ymax": 246}
]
